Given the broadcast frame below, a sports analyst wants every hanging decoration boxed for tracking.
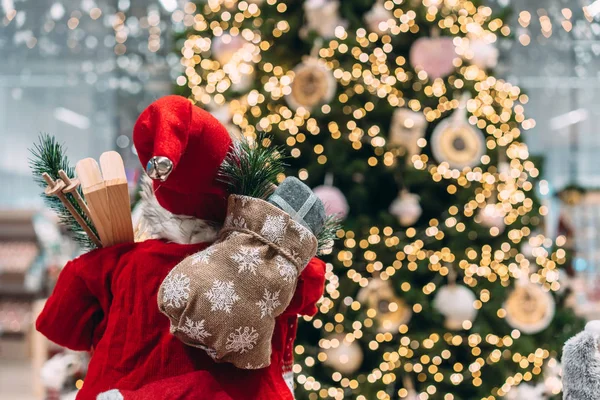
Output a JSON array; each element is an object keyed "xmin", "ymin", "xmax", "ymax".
[
  {"xmin": 365, "ymin": 0, "xmax": 395, "ymax": 35},
  {"xmin": 286, "ymin": 57, "xmax": 336, "ymax": 111},
  {"xmin": 455, "ymin": 38, "xmax": 499, "ymax": 70},
  {"xmin": 431, "ymin": 95, "xmax": 486, "ymax": 169},
  {"xmin": 409, "ymin": 36, "xmax": 456, "ymax": 80},
  {"xmin": 433, "ymin": 271, "xmax": 477, "ymax": 330},
  {"xmin": 313, "ymin": 174, "xmax": 349, "ymax": 219},
  {"xmin": 388, "ymin": 108, "xmax": 427, "ymax": 160},
  {"xmin": 357, "ymin": 278, "xmax": 412, "ymax": 333},
  {"xmin": 504, "ymin": 280, "xmax": 556, "ymax": 334},
  {"xmin": 322, "ymin": 334, "xmax": 363, "ymax": 375},
  {"xmin": 389, "ymin": 190, "xmax": 422, "ymax": 226},
  {"xmin": 477, "ymin": 203, "xmax": 506, "ymax": 233},
  {"xmin": 302, "ymin": 0, "xmax": 346, "ymax": 39}
]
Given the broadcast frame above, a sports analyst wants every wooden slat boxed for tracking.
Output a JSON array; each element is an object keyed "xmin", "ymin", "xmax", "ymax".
[
  {"xmin": 76, "ymin": 158, "xmax": 114, "ymax": 247},
  {"xmin": 99, "ymin": 151, "xmax": 134, "ymax": 244}
]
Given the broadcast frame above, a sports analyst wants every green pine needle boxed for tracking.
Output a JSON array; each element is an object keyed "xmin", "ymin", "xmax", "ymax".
[
  {"xmin": 29, "ymin": 133, "xmax": 98, "ymax": 249},
  {"xmin": 316, "ymin": 214, "xmax": 342, "ymax": 255},
  {"xmin": 218, "ymin": 134, "xmax": 287, "ymax": 199}
]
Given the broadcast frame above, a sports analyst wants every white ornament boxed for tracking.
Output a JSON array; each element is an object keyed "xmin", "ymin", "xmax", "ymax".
[
  {"xmin": 231, "ymin": 246, "xmax": 262, "ymax": 274},
  {"xmin": 466, "ymin": 39, "xmax": 499, "ymax": 70},
  {"xmin": 286, "ymin": 58, "xmax": 336, "ymax": 111},
  {"xmin": 212, "ymin": 34, "xmax": 247, "ymax": 66},
  {"xmin": 303, "ymin": 0, "xmax": 346, "ymax": 39},
  {"xmin": 162, "ymin": 272, "xmax": 191, "ymax": 308},
  {"xmin": 256, "ymin": 289, "xmax": 282, "ymax": 318},
  {"xmin": 504, "ymin": 281, "xmax": 555, "ymax": 334},
  {"xmin": 431, "ymin": 98, "xmax": 485, "ymax": 169},
  {"xmin": 365, "ymin": 1, "xmax": 394, "ymax": 35},
  {"xmin": 388, "ymin": 108, "xmax": 427, "ymax": 159},
  {"xmin": 389, "ymin": 190, "xmax": 422, "ymax": 226},
  {"xmin": 433, "ymin": 284, "xmax": 477, "ymax": 330},
  {"xmin": 180, "ymin": 317, "xmax": 212, "ymax": 342},
  {"xmin": 226, "ymin": 326, "xmax": 259, "ymax": 354},
  {"xmin": 276, "ymin": 255, "xmax": 298, "ymax": 283},
  {"xmin": 504, "ymin": 383, "xmax": 546, "ymax": 400},
  {"xmin": 478, "ymin": 203, "xmax": 506, "ymax": 233},
  {"xmin": 323, "ymin": 334, "xmax": 363, "ymax": 374},
  {"xmin": 410, "ymin": 36, "xmax": 456, "ymax": 80},
  {"xmin": 204, "ymin": 280, "xmax": 241, "ymax": 313}
]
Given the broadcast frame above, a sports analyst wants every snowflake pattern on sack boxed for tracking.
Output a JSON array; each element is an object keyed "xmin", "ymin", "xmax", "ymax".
[
  {"xmin": 290, "ymin": 220, "xmax": 311, "ymax": 242},
  {"xmin": 276, "ymin": 255, "xmax": 297, "ymax": 283},
  {"xmin": 228, "ymin": 216, "xmax": 248, "ymax": 229},
  {"xmin": 162, "ymin": 272, "xmax": 190, "ymax": 308},
  {"xmin": 181, "ymin": 317, "xmax": 211, "ymax": 341},
  {"xmin": 204, "ymin": 280, "xmax": 240, "ymax": 313},
  {"xmin": 191, "ymin": 247, "xmax": 215, "ymax": 265},
  {"xmin": 226, "ymin": 326, "xmax": 259, "ymax": 354},
  {"xmin": 256, "ymin": 289, "xmax": 282, "ymax": 318},
  {"xmin": 245, "ymin": 362, "xmax": 265, "ymax": 369},
  {"xmin": 231, "ymin": 246, "xmax": 262, "ymax": 274},
  {"xmin": 260, "ymin": 214, "xmax": 286, "ymax": 244}
]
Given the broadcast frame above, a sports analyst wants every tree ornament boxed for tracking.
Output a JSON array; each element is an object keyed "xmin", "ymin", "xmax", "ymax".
[
  {"xmin": 464, "ymin": 39, "xmax": 499, "ymax": 70},
  {"xmin": 322, "ymin": 334, "xmax": 363, "ymax": 374},
  {"xmin": 504, "ymin": 383, "xmax": 547, "ymax": 400},
  {"xmin": 409, "ymin": 36, "xmax": 456, "ymax": 80},
  {"xmin": 504, "ymin": 280, "xmax": 555, "ymax": 334},
  {"xmin": 365, "ymin": 0, "xmax": 394, "ymax": 35},
  {"xmin": 357, "ymin": 278, "xmax": 412, "ymax": 333},
  {"xmin": 212, "ymin": 34, "xmax": 248, "ymax": 66},
  {"xmin": 303, "ymin": 0, "xmax": 346, "ymax": 39},
  {"xmin": 431, "ymin": 95, "xmax": 485, "ymax": 169},
  {"xmin": 313, "ymin": 181, "xmax": 349, "ymax": 220},
  {"xmin": 477, "ymin": 203, "xmax": 506, "ymax": 233},
  {"xmin": 286, "ymin": 57, "xmax": 336, "ymax": 111},
  {"xmin": 433, "ymin": 280, "xmax": 477, "ymax": 330},
  {"xmin": 389, "ymin": 190, "xmax": 422, "ymax": 226},
  {"xmin": 388, "ymin": 108, "xmax": 427, "ymax": 160}
]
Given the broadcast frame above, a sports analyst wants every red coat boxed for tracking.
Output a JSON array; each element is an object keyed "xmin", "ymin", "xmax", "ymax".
[{"xmin": 37, "ymin": 239, "xmax": 326, "ymax": 399}]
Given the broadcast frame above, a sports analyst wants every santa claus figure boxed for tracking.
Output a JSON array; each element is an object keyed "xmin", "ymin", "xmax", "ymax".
[{"xmin": 36, "ymin": 95, "xmax": 326, "ymax": 400}]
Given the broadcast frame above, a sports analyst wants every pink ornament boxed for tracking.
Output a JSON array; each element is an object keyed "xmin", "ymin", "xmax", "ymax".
[
  {"xmin": 409, "ymin": 37, "xmax": 456, "ymax": 80},
  {"xmin": 313, "ymin": 185, "xmax": 349, "ymax": 219}
]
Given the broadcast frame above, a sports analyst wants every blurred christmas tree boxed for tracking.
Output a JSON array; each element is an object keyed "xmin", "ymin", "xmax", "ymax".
[{"xmin": 173, "ymin": 0, "xmax": 584, "ymax": 399}]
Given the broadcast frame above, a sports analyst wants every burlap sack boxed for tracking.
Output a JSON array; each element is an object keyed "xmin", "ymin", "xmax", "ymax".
[{"xmin": 158, "ymin": 195, "xmax": 318, "ymax": 369}]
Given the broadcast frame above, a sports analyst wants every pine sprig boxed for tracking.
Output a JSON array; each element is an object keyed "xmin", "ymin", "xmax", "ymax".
[
  {"xmin": 29, "ymin": 133, "xmax": 98, "ymax": 249},
  {"xmin": 316, "ymin": 214, "xmax": 342, "ymax": 256},
  {"xmin": 218, "ymin": 134, "xmax": 287, "ymax": 199}
]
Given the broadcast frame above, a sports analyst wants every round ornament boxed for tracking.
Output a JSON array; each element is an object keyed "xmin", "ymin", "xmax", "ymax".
[
  {"xmin": 433, "ymin": 284, "xmax": 477, "ymax": 330},
  {"xmin": 313, "ymin": 185, "xmax": 349, "ymax": 219},
  {"xmin": 388, "ymin": 108, "xmax": 427, "ymax": 159},
  {"xmin": 286, "ymin": 59, "xmax": 336, "ymax": 111},
  {"xmin": 212, "ymin": 34, "xmax": 248, "ymax": 66},
  {"xmin": 322, "ymin": 334, "xmax": 363, "ymax": 374},
  {"xmin": 431, "ymin": 109, "xmax": 485, "ymax": 169},
  {"xmin": 409, "ymin": 36, "xmax": 456, "ymax": 80},
  {"xmin": 303, "ymin": 0, "xmax": 346, "ymax": 39},
  {"xmin": 389, "ymin": 190, "xmax": 422, "ymax": 226},
  {"xmin": 505, "ymin": 383, "xmax": 547, "ymax": 400},
  {"xmin": 504, "ymin": 282, "xmax": 555, "ymax": 334},
  {"xmin": 477, "ymin": 203, "xmax": 506, "ymax": 233},
  {"xmin": 365, "ymin": 1, "xmax": 394, "ymax": 35},
  {"xmin": 357, "ymin": 278, "xmax": 412, "ymax": 333},
  {"xmin": 465, "ymin": 39, "xmax": 499, "ymax": 70}
]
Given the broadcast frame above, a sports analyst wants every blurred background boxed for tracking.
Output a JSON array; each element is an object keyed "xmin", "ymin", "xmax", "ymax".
[{"xmin": 1, "ymin": 0, "xmax": 600, "ymax": 399}]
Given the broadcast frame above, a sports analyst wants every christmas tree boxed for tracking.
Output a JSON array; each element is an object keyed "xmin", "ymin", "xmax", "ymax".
[{"xmin": 174, "ymin": 0, "xmax": 584, "ymax": 398}]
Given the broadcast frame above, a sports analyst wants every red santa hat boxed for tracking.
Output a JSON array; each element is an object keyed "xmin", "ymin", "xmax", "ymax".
[{"xmin": 133, "ymin": 95, "xmax": 232, "ymax": 222}]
